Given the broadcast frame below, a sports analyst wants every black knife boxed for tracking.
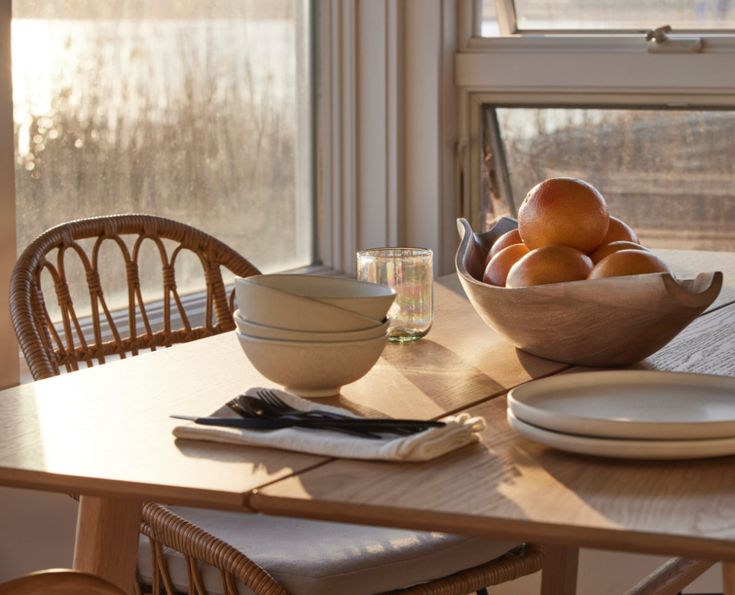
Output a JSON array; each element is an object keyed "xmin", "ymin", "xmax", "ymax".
[{"xmin": 171, "ymin": 414, "xmax": 438, "ymax": 436}]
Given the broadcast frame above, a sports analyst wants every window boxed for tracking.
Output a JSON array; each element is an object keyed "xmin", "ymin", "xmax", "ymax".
[
  {"xmin": 482, "ymin": 106, "xmax": 735, "ymax": 251},
  {"xmin": 482, "ymin": 0, "xmax": 735, "ymax": 33},
  {"xmin": 457, "ymin": 0, "xmax": 735, "ymax": 251},
  {"xmin": 12, "ymin": 0, "xmax": 314, "ymax": 312}
]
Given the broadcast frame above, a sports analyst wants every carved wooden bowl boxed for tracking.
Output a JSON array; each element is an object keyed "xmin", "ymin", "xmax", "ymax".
[{"xmin": 455, "ymin": 217, "xmax": 723, "ymax": 367}]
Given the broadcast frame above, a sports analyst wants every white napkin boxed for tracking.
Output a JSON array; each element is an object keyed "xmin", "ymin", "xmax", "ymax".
[{"xmin": 172, "ymin": 388, "xmax": 486, "ymax": 462}]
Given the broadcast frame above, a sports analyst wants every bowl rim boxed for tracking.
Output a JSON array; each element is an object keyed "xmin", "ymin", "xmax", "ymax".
[
  {"xmin": 233, "ymin": 310, "xmax": 389, "ymax": 334},
  {"xmin": 235, "ymin": 331, "xmax": 388, "ymax": 347},
  {"xmin": 455, "ymin": 216, "xmax": 701, "ymax": 293},
  {"xmin": 234, "ymin": 281, "xmax": 385, "ymax": 327},
  {"xmin": 234, "ymin": 273, "xmax": 396, "ymax": 299}
]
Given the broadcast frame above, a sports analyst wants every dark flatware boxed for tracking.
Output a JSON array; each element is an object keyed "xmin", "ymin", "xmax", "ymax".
[
  {"xmin": 171, "ymin": 415, "xmax": 301, "ymax": 429},
  {"xmin": 173, "ymin": 388, "xmax": 448, "ymax": 440},
  {"xmin": 250, "ymin": 389, "xmax": 446, "ymax": 429},
  {"xmin": 226, "ymin": 397, "xmax": 383, "ymax": 439},
  {"xmin": 171, "ymin": 414, "xmax": 381, "ymax": 438}
]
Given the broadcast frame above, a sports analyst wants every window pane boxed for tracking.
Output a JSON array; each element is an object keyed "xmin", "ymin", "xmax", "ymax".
[
  {"xmin": 480, "ymin": 0, "xmax": 735, "ymax": 34},
  {"xmin": 482, "ymin": 107, "xmax": 735, "ymax": 251},
  {"xmin": 12, "ymin": 1, "xmax": 313, "ymax": 309},
  {"xmin": 481, "ymin": 0, "xmax": 501, "ymax": 36},
  {"xmin": 514, "ymin": 0, "xmax": 735, "ymax": 31}
]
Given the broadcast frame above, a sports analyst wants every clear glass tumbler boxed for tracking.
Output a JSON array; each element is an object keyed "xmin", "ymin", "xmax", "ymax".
[{"xmin": 356, "ymin": 247, "xmax": 433, "ymax": 342}]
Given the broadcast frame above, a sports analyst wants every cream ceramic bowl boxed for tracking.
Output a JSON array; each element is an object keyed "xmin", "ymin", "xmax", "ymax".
[
  {"xmin": 241, "ymin": 274, "xmax": 396, "ymax": 321},
  {"xmin": 235, "ymin": 331, "xmax": 388, "ymax": 397},
  {"xmin": 233, "ymin": 310, "xmax": 389, "ymax": 342},
  {"xmin": 234, "ymin": 278, "xmax": 383, "ymax": 332}
]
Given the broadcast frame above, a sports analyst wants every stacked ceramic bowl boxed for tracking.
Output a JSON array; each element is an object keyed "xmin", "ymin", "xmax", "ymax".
[{"xmin": 233, "ymin": 274, "xmax": 395, "ymax": 397}]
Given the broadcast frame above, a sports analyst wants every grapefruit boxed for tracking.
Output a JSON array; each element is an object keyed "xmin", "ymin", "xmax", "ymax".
[
  {"xmin": 487, "ymin": 228, "xmax": 523, "ymax": 264},
  {"xmin": 517, "ymin": 177, "xmax": 610, "ymax": 254},
  {"xmin": 590, "ymin": 240, "xmax": 647, "ymax": 265},
  {"xmin": 483, "ymin": 243, "xmax": 530, "ymax": 286},
  {"xmin": 589, "ymin": 250, "xmax": 672, "ymax": 279},
  {"xmin": 506, "ymin": 245, "xmax": 593, "ymax": 288},
  {"xmin": 600, "ymin": 216, "xmax": 639, "ymax": 245}
]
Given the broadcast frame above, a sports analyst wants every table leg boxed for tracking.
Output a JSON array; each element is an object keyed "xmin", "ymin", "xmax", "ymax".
[
  {"xmin": 723, "ymin": 562, "xmax": 735, "ymax": 595},
  {"xmin": 626, "ymin": 558, "xmax": 713, "ymax": 595},
  {"xmin": 73, "ymin": 495, "xmax": 142, "ymax": 595},
  {"xmin": 540, "ymin": 545, "xmax": 579, "ymax": 595}
]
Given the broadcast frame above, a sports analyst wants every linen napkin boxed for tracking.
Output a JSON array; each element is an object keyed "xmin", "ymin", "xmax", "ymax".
[{"xmin": 172, "ymin": 388, "xmax": 485, "ymax": 462}]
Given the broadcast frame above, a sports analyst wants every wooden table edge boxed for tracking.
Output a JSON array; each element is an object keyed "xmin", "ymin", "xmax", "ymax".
[
  {"xmin": 248, "ymin": 490, "xmax": 735, "ymax": 563},
  {"xmin": 0, "ymin": 468, "xmax": 256, "ymax": 512}
]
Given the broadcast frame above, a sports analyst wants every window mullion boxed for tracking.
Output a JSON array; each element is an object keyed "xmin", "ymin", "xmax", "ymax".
[
  {"xmin": 493, "ymin": 0, "xmax": 518, "ymax": 35},
  {"xmin": 0, "ymin": 0, "xmax": 19, "ymax": 389}
]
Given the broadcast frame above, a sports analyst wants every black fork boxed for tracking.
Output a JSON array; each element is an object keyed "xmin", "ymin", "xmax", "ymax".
[
  {"xmin": 229, "ymin": 394, "xmax": 383, "ymax": 439},
  {"xmin": 252, "ymin": 389, "xmax": 442, "ymax": 435},
  {"xmin": 256, "ymin": 389, "xmax": 354, "ymax": 420}
]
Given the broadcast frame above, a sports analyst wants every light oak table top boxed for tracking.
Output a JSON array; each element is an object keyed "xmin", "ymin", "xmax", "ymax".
[
  {"xmin": 0, "ymin": 249, "xmax": 732, "ymax": 593},
  {"xmin": 0, "ymin": 280, "xmax": 566, "ymax": 509},
  {"xmin": 253, "ymin": 304, "xmax": 735, "ymax": 562}
]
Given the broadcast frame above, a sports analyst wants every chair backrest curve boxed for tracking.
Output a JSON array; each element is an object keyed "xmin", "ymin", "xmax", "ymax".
[{"xmin": 10, "ymin": 213, "xmax": 260, "ymax": 380}]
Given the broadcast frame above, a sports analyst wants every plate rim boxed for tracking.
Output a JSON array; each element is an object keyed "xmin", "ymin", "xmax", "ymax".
[
  {"xmin": 508, "ymin": 370, "xmax": 735, "ymax": 440},
  {"xmin": 507, "ymin": 408, "xmax": 735, "ymax": 460}
]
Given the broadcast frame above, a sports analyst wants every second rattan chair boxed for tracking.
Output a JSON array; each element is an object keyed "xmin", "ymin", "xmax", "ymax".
[{"xmin": 10, "ymin": 214, "xmax": 543, "ymax": 594}]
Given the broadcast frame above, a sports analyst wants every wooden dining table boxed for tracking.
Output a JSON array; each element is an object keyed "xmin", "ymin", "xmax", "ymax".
[{"xmin": 0, "ymin": 249, "xmax": 734, "ymax": 594}]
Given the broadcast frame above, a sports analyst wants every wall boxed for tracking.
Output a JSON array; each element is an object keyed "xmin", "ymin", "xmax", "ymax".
[{"xmin": 0, "ymin": 488, "xmax": 77, "ymax": 580}]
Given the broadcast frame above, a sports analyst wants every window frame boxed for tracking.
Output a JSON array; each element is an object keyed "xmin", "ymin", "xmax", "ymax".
[
  {"xmin": 456, "ymin": 0, "xmax": 735, "ymax": 231},
  {"xmin": 0, "ymin": 0, "xmax": 17, "ymax": 389}
]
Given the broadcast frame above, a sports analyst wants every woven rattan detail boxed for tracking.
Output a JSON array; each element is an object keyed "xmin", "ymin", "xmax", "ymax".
[
  {"xmin": 395, "ymin": 544, "xmax": 543, "ymax": 594},
  {"xmin": 10, "ymin": 214, "xmax": 260, "ymax": 380},
  {"xmin": 141, "ymin": 503, "xmax": 287, "ymax": 595}
]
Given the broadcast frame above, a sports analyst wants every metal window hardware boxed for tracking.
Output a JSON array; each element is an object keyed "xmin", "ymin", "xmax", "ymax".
[{"xmin": 645, "ymin": 25, "xmax": 703, "ymax": 53}]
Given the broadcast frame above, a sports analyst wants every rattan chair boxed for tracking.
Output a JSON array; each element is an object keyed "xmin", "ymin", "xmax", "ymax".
[{"xmin": 10, "ymin": 214, "xmax": 543, "ymax": 595}]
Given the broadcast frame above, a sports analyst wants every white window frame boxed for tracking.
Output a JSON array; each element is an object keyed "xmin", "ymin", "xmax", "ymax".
[
  {"xmin": 0, "ymin": 0, "xmax": 18, "ymax": 389},
  {"xmin": 456, "ymin": 0, "xmax": 735, "ymax": 230},
  {"xmin": 316, "ymin": 0, "xmax": 459, "ymax": 278}
]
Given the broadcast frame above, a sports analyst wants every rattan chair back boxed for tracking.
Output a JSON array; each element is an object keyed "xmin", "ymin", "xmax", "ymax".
[{"xmin": 10, "ymin": 214, "xmax": 260, "ymax": 380}]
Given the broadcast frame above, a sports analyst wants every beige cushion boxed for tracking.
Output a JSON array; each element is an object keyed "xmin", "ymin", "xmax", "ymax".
[{"xmin": 137, "ymin": 507, "xmax": 518, "ymax": 595}]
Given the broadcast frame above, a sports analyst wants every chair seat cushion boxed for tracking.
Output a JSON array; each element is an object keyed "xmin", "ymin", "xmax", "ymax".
[{"xmin": 137, "ymin": 507, "xmax": 519, "ymax": 595}]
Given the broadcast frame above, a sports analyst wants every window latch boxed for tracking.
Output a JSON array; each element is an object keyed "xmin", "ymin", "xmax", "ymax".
[{"xmin": 645, "ymin": 25, "xmax": 703, "ymax": 53}]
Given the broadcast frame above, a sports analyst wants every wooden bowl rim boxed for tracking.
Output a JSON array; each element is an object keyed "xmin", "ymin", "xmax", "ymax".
[{"xmin": 455, "ymin": 217, "xmax": 722, "ymax": 303}]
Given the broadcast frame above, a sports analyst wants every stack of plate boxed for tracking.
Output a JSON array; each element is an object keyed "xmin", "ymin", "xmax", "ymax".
[{"xmin": 507, "ymin": 370, "xmax": 735, "ymax": 460}]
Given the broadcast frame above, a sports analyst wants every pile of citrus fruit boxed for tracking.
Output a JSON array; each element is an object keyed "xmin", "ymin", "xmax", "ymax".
[{"xmin": 483, "ymin": 177, "xmax": 673, "ymax": 288}]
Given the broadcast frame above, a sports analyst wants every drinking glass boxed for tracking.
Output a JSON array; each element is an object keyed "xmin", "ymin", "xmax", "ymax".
[{"xmin": 356, "ymin": 247, "xmax": 433, "ymax": 342}]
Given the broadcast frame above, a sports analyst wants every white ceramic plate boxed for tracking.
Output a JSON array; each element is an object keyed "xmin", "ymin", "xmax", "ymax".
[
  {"xmin": 508, "ymin": 370, "xmax": 735, "ymax": 440},
  {"xmin": 507, "ymin": 409, "xmax": 735, "ymax": 460}
]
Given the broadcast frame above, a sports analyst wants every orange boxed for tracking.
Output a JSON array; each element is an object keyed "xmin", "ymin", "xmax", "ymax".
[
  {"xmin": 483, "ymin": 243, "xmax": 530, "ymax": 286},
  {"xmin": 590, "ymin": 240, "xmax": 647, "ymax": 265},
  {"xmin": 588, "ymin": 250, "xmax": 672, "ymax": 279},
  {"xmin": 486, "ymin": 229, "xmax": 523, "ymax": 265},
  {"xmin": 517, "ymin": 177, "xmax": 609, "ymax": 254},
  {"xmin": 600, "ymin": 216, "xmax": 639, "ymax": 245},
  {"xmin": 506, "ymin": 245, "xmax": 593, "ymax": 288}
]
